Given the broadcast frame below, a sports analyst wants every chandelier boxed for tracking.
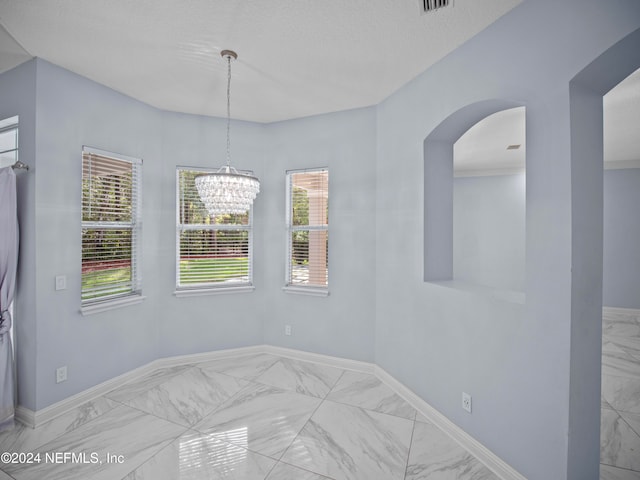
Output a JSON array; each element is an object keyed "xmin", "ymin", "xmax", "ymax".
[{"xmin": 195, "ymin": 50, "xmax": 260, "ymax": 216}]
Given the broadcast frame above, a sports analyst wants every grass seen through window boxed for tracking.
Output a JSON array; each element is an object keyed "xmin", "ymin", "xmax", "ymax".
[
  {"xmin": 81, "ymin": 265, "xmax": 131, "ymax": 301},
  {"xmin": 179, "ymin": 257, "xmax": 249, "ymax": 284}
]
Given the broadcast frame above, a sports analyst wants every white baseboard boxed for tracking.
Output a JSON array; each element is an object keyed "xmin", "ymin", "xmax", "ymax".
[
  {"xmin": 603, "ymin": 306, "xmax": 640, "ymax": 316},
  {"xmin": 604, "ymin": 159, "xmax": 640, "ymax": 170},
  {"xmin": 16, "ymin": 360, "xmax": 159, "ymax": 428},
  {"xmin": 153, "ymin": 344, "xmax": 265, "ymax": 370},
  {"xmin": 15, "ymin": 345, "xmax": 263, "ymax": 428},
  {"xmin": 14, "ymin": 405, "xmax": 35, "ymax": 428},
  {"xmin": 263, "ymin": 345, "xmax": 375, "ymax": 374},
  {"xmin": 266, "ymin": 346, "xmax": 524, "ymax": 480},
  {"xmin": 374, "ymin": 366, "xmax": 526, "ymax": 480},
  {"xmin": 16, "ymin": 344, "xmax": 524, "ymax": 480}
]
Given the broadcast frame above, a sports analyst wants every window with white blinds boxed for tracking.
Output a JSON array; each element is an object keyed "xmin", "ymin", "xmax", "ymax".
[
  {"xmin": 81, "ymin": 147, "xmax": 142, "ymax": 305},
  {"xmin": 176, "ymin": 167, "xmax": 253, "ymax": 291},
  {"xmin": 286, "ymin": 168, "xmax": 329, "ymax": 290}
]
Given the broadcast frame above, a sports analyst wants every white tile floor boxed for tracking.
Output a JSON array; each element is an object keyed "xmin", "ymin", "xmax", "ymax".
[
  {"xmin": 0, "ymin": 353, "xmax": 498, "ymax": 480},
  {"xmin": 3, "ymin": 310, "xmax": 637, "ymax": 480},
  {"xmin": 601, "ymin": 310, "xmax": 640, "ymax": 480}
]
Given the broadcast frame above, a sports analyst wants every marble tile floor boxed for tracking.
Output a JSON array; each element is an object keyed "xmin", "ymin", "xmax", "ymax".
[
  {"xmin": 0, "ymin": 353, "xmax": 499, "ymax": 480},
  {"xmin": 601, "ymin": 310, "xmax": 640, "ymax": 480}
]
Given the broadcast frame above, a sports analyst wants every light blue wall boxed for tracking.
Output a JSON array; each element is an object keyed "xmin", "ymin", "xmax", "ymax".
[
  {"xmin": 261, "ymin": 109, "xmax": 377, "ymax": 362},
  {"xmin": 157, "ymin": 111, "xmax": 267, "ymax": 358},
  {"xmin": 1, "ymin": 1, "xmax": 639, "ymax": 478},
  {"xmin": 4, "ymin": 58, "xmax": 376, "ymax": 411},
  {"xmin": 603, "ymin": 168, "xmax": 640, "ymax": 309},
  {"xmin": 20, "ymin": 57, "xmax": 377, "ymax": 409},
  {"xmin": 33, "ymin": 60, "xmax": 163, "ymax": 410},
  {"xmin": 453, "ymin": 170, "xmax": 640, "ymax": 307},
  {"xmin": 375, "ymin": 1, "xmax": 640, "ymax": 478},
  {"xmin": 453, "ymin": 174, "xmax": 526, "ymax": 292},
  {"xmin": 18, "ymin": 60, "xmax": 267, "ymax": 410}
]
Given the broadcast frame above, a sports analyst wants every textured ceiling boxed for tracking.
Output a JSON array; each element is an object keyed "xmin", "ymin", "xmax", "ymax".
[
  {"xmin": 1, "ymin": 0, "xmax": 637, "ymax": 170},
  {"xmin": 0, "ymin": 0, "xmax": 521, "ymax": 123}
]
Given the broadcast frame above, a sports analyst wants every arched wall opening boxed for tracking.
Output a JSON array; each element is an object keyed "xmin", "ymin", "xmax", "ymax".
[
  {"xmin": 453, "ymin": 106, "xmax": 526, "ymax": 293},
  {"xmin": 599, "ymin": 65, "xmax": 640, "ymax": 479},
  {"xmin": 602, "ymin": 68, "xmax": 640, "ymax": 311},
  {"xmin": 423, "ymin": 99, "xmax": 525, "ymax": 292},
  {"xmin": 567, "ymin": 26, "xmax": 640, "ymax": 479}
]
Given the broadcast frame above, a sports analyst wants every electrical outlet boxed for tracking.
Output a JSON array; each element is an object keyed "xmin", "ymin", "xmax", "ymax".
[
  {"xmin": 285, "ymin": 325, "xmax": 292, "ymax": 336},
  {"xmin": 462, "ymin": 392, "xmax": 472, "ymax": 413},
  {"xmin": 56, "ymin": 366, "xmax": 67, "ymax": 384}
]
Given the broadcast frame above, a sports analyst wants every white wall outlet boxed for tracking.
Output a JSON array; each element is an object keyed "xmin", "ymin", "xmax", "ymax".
[
  {"xmin": 462, "ymin": 392, "xmax": 472, "ymax": 413},
  {"xmin": 285, "ymin": 325, "xmax": 292, "ymax": 336},
  {"xmin": 56, "ymin": 366, "xmax": 67, "ymax": 383},
  {"xmin": 55, "ymin": 275, "xmax": 67, "ymax": 291}
]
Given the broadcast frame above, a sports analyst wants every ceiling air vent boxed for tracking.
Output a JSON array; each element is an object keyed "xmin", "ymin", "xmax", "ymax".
[{"xmin": 422, "ymin": 0, "xmax": 450, "ymax": 13}]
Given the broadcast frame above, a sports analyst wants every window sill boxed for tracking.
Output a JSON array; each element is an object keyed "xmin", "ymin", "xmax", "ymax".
[
  {"xmin": 282, "ymin": 286, "xmax": 330, "ymax": 297},
  {"xmin": 81, "ymin": 295, "xmax": 146, "ymax": 316},
  {"xmin": 427, "ymin": 280, "xmax": 525, "ymax": 305},
  {"xmin": 174, "ymin": 285, "xmax": 255, "ymax": 297}
]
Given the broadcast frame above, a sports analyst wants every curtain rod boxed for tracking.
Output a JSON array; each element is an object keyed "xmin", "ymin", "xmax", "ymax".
[{"xmin": 11, "ymin": 160, "xmax": 29, "ymax": 171}]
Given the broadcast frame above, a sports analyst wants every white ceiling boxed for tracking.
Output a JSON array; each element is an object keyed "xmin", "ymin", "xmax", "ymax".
[
  {"xmin": 0, "ymin": 0, "xmax": 638, "ymax": 171},
  {"xmin": 603, "ymin": 68, "xmax": 640, "ymax": 165},
  {"xmin": 0, "ymin": 0, "xmax": 521, "ymax": 123},
  {"xmin": 454, "ymin": 107, "xmax": 526, "ymax": 175},
  {"xmin": 454, "ymin": 68, "xmax": 640, "ymax": 174}
]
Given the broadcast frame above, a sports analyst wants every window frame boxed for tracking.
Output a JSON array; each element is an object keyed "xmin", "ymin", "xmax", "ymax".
[
  {"xmin": 0, "ymin": 115, "xmax": 19, "ymax": 168},
  {"xmin": 175, "ymin": 166, "xmax": 255, "ymax": 296},
  {"xmin": 284, "ymin": 167, "xmax": 329, "ymax": 297},
  {"xmin": 80, "ymin": 146, "xmax": 144, "ymax": 314}
]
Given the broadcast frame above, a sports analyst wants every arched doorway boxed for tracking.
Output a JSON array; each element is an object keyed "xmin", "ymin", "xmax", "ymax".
[{"xmin": 568, "ymin": 26, "xmax": 640, "ymax": 480}]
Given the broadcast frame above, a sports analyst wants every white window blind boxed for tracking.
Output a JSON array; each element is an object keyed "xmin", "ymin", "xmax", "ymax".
[
  {"xmin": 176, "ymin": 168, "xmax": 253, "ymax": 290},
  {"xmin": 286, "ymin": 168, "xmax": 329, "ymax": 288},
  {"xmin": 81, "ymin": 147, "xmax": 142, "ymax": 305},
  {"xmin": 0, "ymin": 117, "xmax": 19, "ymax": 168}
]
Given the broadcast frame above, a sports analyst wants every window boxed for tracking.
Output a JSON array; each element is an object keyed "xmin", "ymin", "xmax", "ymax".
[
  {"xmin": 81, "ymin": 147, "xmax": 142, "ymax": 309},
  {"xmin": 0, "ymin": 116, "xmax": 19, "ymax": 168},
  {"xmin": 176, "ymin": 167, "xmax": 254, "ymax": 294},
  {"xmin": 285, "ymin": 168, "xmax": 329, "ymax": 294}
]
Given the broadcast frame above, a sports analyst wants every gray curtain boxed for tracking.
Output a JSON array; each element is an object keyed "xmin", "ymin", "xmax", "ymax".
[{"xmin": 0, "ymin": 166, "xmax": 18, "ymax": 432}]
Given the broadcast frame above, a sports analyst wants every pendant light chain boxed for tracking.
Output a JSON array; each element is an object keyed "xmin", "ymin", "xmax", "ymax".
[
  {"xmin": 194, "ymin": 49, "xmax": 260, "ymax": 217},
  {"xmin": 226, "ymin": 53, "xmax": 232, "ymax": 168}
]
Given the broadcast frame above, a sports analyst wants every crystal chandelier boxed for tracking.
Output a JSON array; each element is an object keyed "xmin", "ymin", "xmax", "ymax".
[{"xmin": 195, "ymin": 50, "xmax": 260, "ymax": 216}]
